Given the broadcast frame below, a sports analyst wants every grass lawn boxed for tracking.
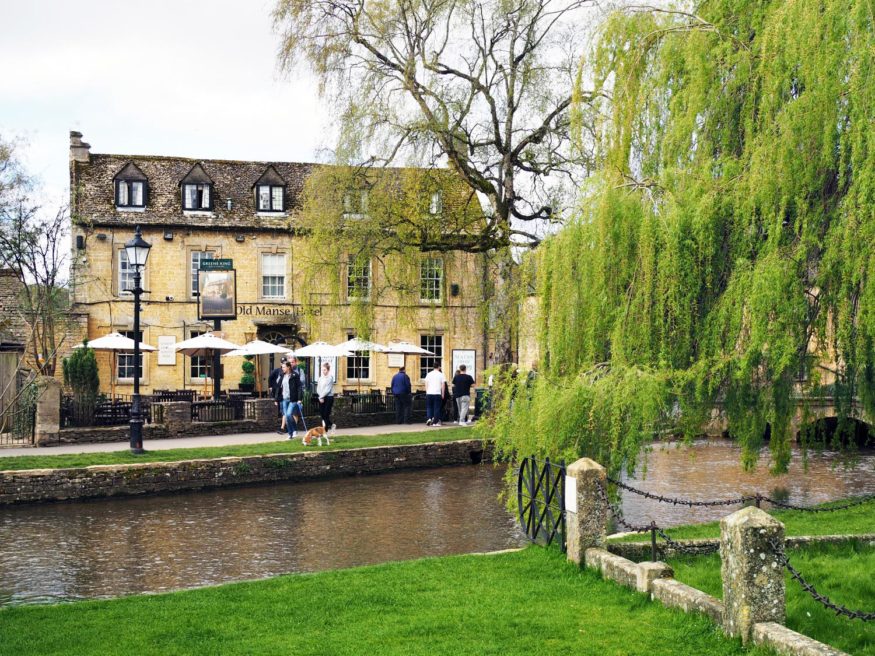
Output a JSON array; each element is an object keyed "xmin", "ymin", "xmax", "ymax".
[
  {"xmin": 0, "ymin": 546, "xmax": 771, "ymax": 656},
  {"xmin": 0, "ymin": 427, "xmax": 474, "ymax": 471},
  {"xmin": 668, "ymin": 541, "xmax": 875, "ymax": 656},
  {"xmin": 608, "ymin": 497, "xmax": 875, "ymax": 541}
]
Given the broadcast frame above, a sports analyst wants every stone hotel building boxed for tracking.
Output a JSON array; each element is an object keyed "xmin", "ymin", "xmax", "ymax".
[{"xmin": 68, "ymin": 132, "xmax": 490, "ymax": 396}]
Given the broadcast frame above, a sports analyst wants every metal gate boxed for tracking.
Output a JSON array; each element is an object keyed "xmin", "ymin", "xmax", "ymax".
[
  {"xmin": 517, "ymin": 456, "xmax": 566, "ymax": 551},
  {"xmin": 0, "ymin": 371, "xmax": 37, "ymax": 447}
]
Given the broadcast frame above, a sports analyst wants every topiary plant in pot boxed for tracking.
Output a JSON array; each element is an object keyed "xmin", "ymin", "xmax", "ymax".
[{"xmin": 240, "ymin": 356, "xmax": 256, "ymax": 392}]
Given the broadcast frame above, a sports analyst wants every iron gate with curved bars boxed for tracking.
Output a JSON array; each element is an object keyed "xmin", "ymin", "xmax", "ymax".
[{"xmin": 517, "ymin": 456, "xmax": 566, "ymax": 551}]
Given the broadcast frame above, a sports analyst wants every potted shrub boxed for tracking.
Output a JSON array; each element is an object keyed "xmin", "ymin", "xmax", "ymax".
[{"xmin": 239, "ymin": 356, "xmax": 256, "ymax": 393}]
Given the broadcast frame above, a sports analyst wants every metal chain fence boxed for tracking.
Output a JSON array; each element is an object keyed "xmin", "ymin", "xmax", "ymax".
[{"xmin": 767, "ymin": 537, "xmax": 875, "ymax": 622}]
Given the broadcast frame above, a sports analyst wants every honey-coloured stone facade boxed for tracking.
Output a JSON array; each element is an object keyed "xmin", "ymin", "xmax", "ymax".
[{"xmin": 68, "ymin": 133, "xmax": 495, "ymax": 396}]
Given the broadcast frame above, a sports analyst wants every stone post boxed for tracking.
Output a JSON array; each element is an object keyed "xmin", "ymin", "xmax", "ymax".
[
  {"xmin": 34, "ymin": 376, "xmax": 61, "ymax": 447},
  {"xmin": 720, "ymin": 507, "xmax": 785, "ymax": 643},
  {"xmin": 154, "ymin": 401, "xmax": 192, "ymax": 435},
  {"xmin": 244, "ymin": 398, "xmax": 277, "ymax": 430},
  {"xmin": 565, "ymin": 457, "xmax": 609, "ymax": 565}
]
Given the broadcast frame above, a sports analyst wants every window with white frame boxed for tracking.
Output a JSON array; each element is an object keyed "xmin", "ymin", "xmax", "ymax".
[
  {"xmin": 345, "ymin": 332, "xmax": 370, "ymax": 380},
  {"xmin": 117, "ymin": 330, "xmax": 144, "ymax": 380},
  {"xmin": 189, "ymin": 330, "xmax": 211, "ymax": 380},
  {"xmin": 257, "ymin": 185, "xmax": 284, "ymax": 212},
  {"xmin": 190, "ymin": 250, "xmax": 215, "ymax": 298},
  {"xmin": 183, "ymin": 183, "xmax": 212, "ymax": 211},
  {"xmin": 261, "ymin": 252, "xmax": 286, "ymax": 298},
  {"xmin": 347, "ymin": 254, "xmax": 371, "ymax": 300},
  {"xmin": 429, "ymin": 191, "xmax": 443, "ymax": 215},
  {"xmin": 420, "ymin": 335, "xmax": 443, "ymax": 379},
  {"xmin": 342, "ymin": 189, "xmax": 369, "ymax": 218},
  {"xmin": 116, "ymin": 180, "xmax": 146, "ymax": 208},
  {"xmin": 118, "ymin": 249, "xmax": 135, "ymax": 294},
  {"xmin": 420, "ymin": 257, "xmax": 443, "ymax": 302}
]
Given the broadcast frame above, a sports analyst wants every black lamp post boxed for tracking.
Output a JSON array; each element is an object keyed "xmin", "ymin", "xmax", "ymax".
[{"xmin": 125, "ymin": 225, "xmax": 152, "ymax": 454}]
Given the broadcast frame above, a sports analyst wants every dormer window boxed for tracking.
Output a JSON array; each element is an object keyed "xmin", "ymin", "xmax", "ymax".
[
  {"xmin": 343, "ymin": 189, "xmax": 369, "ymax": 218},
  {"xmin": 179, "ymin": 163, "xmax": 214, "ymax": 212},
  {"xmin": 113, "ymin": 162, "xmax": 148, "ymax": 209},
  {"xmin": 183, "ymin": 183, "xmax": 212, "ymax": 210},
  {"xmin": 253, "ymin": 166, "xmax": 286, "ymax": 213},
  {"xmin": 257, "ymin": 185, "xmax": 284, "ymax": 212}
]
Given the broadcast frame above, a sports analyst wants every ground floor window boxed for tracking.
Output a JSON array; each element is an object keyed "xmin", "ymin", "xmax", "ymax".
[
  {"xmin": 420, "ymin": 335, "xmax": 443, "ymax": 379},
  {"xmin": 345, "ymin": 332, "xmax": 370, "ymax": 380},
  {"xmin": 189, "ymin": 331, "xmax": 211, "ymax": 380},
  {"xmin": 117, "ymin": 330, "xmax": 143, "ymax": 380}
]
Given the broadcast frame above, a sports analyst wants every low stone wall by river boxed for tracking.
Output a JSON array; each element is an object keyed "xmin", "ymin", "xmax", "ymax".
[{"xmin": 0, "ymin": 440, "xmax": 489, "ymax": 505}]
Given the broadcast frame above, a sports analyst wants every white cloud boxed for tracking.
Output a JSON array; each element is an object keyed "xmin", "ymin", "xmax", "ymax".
[{"xmin": 0, "ymin": 0, "xmax": 332, "ymax": 206}]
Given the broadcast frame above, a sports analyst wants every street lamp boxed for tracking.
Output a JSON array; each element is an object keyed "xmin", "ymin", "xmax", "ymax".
[{"xmin": 125, "ymin": 225, "xmax": 151, "ymax": 454}]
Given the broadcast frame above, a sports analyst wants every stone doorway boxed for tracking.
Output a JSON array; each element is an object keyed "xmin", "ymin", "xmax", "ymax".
[{"xmin": 257, "ymin": 327, "xmax": 307, "ymax": 391}]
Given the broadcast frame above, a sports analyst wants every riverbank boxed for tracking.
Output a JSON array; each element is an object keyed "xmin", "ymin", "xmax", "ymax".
[
  {"xmin": 0, "ymin": 437, "xmax": 488, "ymax": 505},
  {"xmin": 0, "ymin": 546, "xmax": 768, "ymax": 656}
]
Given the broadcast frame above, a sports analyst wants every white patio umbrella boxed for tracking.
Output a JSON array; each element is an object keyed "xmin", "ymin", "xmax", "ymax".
[
  {"xmin": 223, "ymin": 340, "xmax": 293, "ymax": 395},
  {"xmin": 74, "ymin": 332, "xmax": 156, "ymax": 400},
  {"xmin": 174, "ymin": 333, "xmax": 241, "ymax": 398},
  {"xmin": 289, "ymin": 341, "xmax": 354, "ymax": 358},
  {"xmin": 383, "ymin": 341, "xmax": 434, "ymax": 381}
]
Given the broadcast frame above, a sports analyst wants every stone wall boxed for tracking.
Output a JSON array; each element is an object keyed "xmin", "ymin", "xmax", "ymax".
[{"xmin": 0, "ymin": 439, "xmax": 489, "ymax": 505}]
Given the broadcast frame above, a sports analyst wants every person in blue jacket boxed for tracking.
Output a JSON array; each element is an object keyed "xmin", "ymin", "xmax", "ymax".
[{"xmin": 391, "ymin": 366, "xmax": 412, "ymax": 424}]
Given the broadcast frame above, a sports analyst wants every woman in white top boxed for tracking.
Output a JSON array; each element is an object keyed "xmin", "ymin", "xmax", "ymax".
[{"xmin": 317, "ymin": 362, "xmax": 336, "ymax": 430}]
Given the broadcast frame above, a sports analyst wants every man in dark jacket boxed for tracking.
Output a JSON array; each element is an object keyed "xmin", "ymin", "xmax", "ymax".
[
  {"xmin": 391, "ymin": 366, "xmax": 412, "ymax": 424},
  {"xmin": 268, "ymin": 357, "xmax": 288, "ymax": 434}
]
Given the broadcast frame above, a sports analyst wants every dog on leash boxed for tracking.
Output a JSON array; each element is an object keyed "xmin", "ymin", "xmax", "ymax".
[{"xmin": 302, "ymin": 425, "xmax": 331, "ymax": 446}]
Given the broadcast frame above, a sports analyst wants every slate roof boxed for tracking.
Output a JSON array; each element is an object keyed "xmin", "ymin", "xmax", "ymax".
[{"xmin": 72, "ymin": 153, "xmax": 316, "ymax": 231}]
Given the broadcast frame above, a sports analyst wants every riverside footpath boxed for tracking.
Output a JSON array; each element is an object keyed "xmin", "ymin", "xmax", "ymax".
[{"xmin": 0, "ymin": 422, "xmax": 464, "ymax": 458}]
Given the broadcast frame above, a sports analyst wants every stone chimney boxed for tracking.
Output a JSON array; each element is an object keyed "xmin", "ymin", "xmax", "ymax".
[{"xmin": 69, "ymin": 131, "xmax": 91, "ymax": 163}]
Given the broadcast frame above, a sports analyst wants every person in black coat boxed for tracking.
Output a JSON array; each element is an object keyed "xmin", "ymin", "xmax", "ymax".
[{"xmin": 268, "ymin": 356, "xmax": 288, "ymax": 434}]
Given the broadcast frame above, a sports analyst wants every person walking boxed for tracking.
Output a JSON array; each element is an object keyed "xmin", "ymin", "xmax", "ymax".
[
  {"xmin": 452, "ymin": 364, "xmax": 476, "ymax": 425},
  {"xmin": 316, "ymin": 361, "xmax": 336, "ymax": 431},
  {"xmin": 391, "ymin": 366, "xmax": 412, "ymax": 424},
  {"xmin": 273, "ymin": 359, "xmax": 304, "ymax": 439},
  {"xmin": 424, "ymin": 363, "xmax": 446, "ymax": 427},
  {"xmin": 268, "ymin": 356, "xmax": 288, "ymax": 435}
]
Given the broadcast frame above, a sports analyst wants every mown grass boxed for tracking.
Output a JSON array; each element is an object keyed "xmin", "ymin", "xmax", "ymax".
[
  {"xmin": 669, "ymin": 541, "xmax": 875, "ymax": 656},
  {"xmin": 0, "ymin": 546, "xmax": 772, "ymax": 656},
  {"xmin": 608, "ymin": 497, "xmax": 875, "ymax": 540},
  {"xmin": 0, "ymin": 427, "xmax": 474, "ymax": 471}
]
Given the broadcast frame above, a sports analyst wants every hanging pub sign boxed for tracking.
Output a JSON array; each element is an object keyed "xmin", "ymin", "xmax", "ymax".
[{"xmin": 198, "ymin": 259, "xmax": 237, "ymax": 320}]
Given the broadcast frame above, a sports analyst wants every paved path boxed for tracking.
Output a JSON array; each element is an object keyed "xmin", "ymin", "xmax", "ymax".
[{"xmin": 0, "ymin": 422, "xmax": 472, "ymax": 457}]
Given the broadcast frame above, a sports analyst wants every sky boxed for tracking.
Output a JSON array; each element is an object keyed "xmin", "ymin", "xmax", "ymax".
[{"xmin": 0, "ymin": 0, "xmax": 329, "ymax": 208}]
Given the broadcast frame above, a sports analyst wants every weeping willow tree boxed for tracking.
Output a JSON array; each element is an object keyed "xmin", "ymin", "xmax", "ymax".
[{"xmin": 490, "ymin": 0, "xmax": 875, "ymax": 475}]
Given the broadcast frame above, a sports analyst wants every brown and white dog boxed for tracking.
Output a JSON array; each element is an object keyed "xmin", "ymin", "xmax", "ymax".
[{"xmin": 302, "ymin": 425, "xmax": 331, "ymax": 446}]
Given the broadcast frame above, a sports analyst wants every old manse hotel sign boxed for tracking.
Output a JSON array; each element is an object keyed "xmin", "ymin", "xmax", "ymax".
[{"xmin": 68, "ymin": 132, "xmax": 490, "ymax": 394}]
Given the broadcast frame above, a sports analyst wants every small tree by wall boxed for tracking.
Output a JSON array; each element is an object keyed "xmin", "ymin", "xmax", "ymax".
[{"xmin": 62, "ymin": 343, "xmax": 99, "ymax": 397}]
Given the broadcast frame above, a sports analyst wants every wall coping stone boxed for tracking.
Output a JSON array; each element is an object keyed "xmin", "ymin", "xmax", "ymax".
[
  {"xmin": 650, "ymin": 578, "xmax": 725, "ymax": 623},
  {"xmin": 752, "ymin": 622, "xmax": 849, "ymax": 656}
]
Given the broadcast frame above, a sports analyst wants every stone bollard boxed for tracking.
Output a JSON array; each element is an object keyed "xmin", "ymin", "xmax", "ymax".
[
  {"xmin": 720, "ymin": 507, "xmax": 785, "ymax": 643},
  {"xmin": 34, "ymin": 376, "xmax": 61, "ymax": 446},
  {"xmin": 565, "ymin": 457, "xmax": 609, "ymax": 565}
]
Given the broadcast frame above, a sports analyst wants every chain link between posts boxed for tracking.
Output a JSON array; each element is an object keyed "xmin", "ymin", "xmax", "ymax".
[{"xmin": 767, "ymin": 537, "xmax": 875, "ymax": 622}]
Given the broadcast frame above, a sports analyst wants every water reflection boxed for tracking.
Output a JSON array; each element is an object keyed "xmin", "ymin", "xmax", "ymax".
[
  {"xmin": 620, "ymin": 439, "xmax": 875, "ymax": 527},
  {"xmin": 0, "ymin": 465, "xmax": 525, "ymax": 606}
]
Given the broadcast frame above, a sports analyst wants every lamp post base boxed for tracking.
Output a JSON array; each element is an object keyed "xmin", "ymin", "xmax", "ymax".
[{"xmin": 129, "ymin": 415, "xmax": 145, "ymax": 455}]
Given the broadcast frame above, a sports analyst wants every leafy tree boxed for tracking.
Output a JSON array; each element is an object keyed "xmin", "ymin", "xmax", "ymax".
[
  {"xmin": 490, "ymin": 1, "xmax": 875, "ymax": 474},
  {"xmin": 0, "ymin": 135, "xmax": 72, "ymax": 376},
  {"xmin": 274, "ymin": 0, "xmax": 602, "ymax": 362}
]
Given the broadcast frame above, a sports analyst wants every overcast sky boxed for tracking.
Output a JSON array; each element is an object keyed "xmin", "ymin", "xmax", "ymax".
[{"xmin": 0, "ymin": 0, "xmax": 329, "ymax": 208}]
